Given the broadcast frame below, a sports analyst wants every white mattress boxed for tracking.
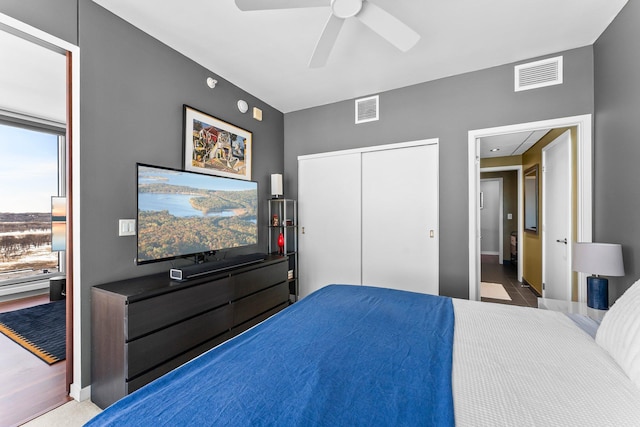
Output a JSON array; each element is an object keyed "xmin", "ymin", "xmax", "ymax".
[{"xmin": 451, "ymin": 299, "xmax": 640, "ymax": 426}]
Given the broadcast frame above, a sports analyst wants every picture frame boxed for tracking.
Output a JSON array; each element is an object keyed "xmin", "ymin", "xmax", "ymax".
[{"xmin": 183, "ymin": 105, "xmax": 252, "ymax": 180}]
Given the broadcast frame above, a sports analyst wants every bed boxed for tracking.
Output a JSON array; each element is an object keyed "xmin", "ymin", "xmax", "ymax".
[{"xmin": 85, "ymin": 282, "xmax": 640, "ymax": 426}]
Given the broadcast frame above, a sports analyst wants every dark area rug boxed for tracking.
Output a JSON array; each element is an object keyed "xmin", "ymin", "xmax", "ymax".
[{"xmin": 0, "ymin": 300, "xmax": 66, "ymax": 364}]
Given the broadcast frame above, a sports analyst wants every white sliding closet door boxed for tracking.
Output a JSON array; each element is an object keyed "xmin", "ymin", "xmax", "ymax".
[
  {"xmin": 361, "ymin": 144, "xmax": 439, "ymax": 294},
  {"xmin": 298, "ymin": 153, "xmax": 362, "ymax": 298}
]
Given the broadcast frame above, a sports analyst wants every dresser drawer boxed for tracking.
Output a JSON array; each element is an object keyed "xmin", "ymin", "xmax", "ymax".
[
  {"xmin": 232, "ymin": 260, "xmax": 288, "ymax": 300},
  {"xmin": 234, "ymin": 281, "xmax": 289, "ymax": 326},
  {"xmin": 232, "ymin": 302, "xmax": 288, "ymax": 337},
  {"xmin": 126, "ymin": 303, "xmax": 232, "ymax": 379},
  {"xmin": 127, "ymin": 330, "xmax": 233, "ymax": 393},
  {"xmin": 126, "ymin": 277, "xmax": 233, "ymax": 340}
]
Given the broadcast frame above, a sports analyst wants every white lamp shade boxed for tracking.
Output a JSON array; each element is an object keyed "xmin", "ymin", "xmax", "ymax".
[
  {"xmin": 271, "ymin": 174, "xmax": 283, "ymax": 197},
  {"xmin": 572, "ymin": 242, "xmax": 625, "ymax": 276}
]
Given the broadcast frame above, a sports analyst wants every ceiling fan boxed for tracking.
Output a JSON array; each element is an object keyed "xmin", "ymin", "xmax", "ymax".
[{"xmin": 235, "ymin": 0, "xmax": 421, "ymax": 68}]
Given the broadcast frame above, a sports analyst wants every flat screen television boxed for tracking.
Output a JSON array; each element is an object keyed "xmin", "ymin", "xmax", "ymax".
[{"xmin": 136, "ymin": 163, "xmax": 258, "ymax": 265}]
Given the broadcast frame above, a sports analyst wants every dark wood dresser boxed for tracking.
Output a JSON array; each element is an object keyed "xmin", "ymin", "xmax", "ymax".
[{"xmin": 91, "ymin": 256, "xmax": 288, "ymax": 408}]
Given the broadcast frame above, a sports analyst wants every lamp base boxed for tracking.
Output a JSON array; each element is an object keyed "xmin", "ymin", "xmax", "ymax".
[{"xmin": 587, "ymin": 276, "xmax": 609, "ymax": 310}]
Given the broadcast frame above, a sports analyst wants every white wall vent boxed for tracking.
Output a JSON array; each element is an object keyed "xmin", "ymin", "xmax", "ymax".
[
  {"xmin": 514, "ymin": 56, "xmax": 563, "ymax": 92},
  {"xmin": 355, "ymin": 95, "xmax": 379, "ymax": 124}
]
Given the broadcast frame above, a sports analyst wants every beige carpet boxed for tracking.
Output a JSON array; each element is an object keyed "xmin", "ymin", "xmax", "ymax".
[
  {"xmin": 481, "ymin": 282, "xmax": 512, "ymax": 301},
  {"xmin": 23, "ymin": 399, "xmax": 101, "ymax": 426}
]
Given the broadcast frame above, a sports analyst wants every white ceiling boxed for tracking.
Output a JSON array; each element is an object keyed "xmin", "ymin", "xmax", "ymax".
[
  {"xmin": 480, "ymin": 129, "xmax": 550, "ymax": 159},
  {"xmin": 91, "ymin": 0, "xmax": 628, "ymax": 113},
  {"xmin": 0, "ymin": 30, "xmax": 66, "ymax": 124}
]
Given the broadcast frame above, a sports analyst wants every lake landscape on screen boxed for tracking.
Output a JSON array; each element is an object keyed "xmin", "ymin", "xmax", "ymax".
[{"xmin": 137, "ymin": 165, "xmax": 257, "ymax": 263}]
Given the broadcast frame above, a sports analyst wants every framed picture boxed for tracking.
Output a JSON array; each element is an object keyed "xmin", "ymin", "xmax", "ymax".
[{"xmin": 183, "ymin": 105, "xmax": 252, "ymax": 180}]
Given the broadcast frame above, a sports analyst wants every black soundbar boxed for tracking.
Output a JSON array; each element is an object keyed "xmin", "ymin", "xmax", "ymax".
[{"xmin": 170, "ymin": 253, "xmax": 267, "ymax": 281}]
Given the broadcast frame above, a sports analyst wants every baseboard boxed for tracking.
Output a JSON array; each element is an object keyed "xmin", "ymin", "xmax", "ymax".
[
  {"xmin": 521, "ymin": 278, "xmax": 542, "ymax": 297},
  {"xmin": 69, "ymin": 383, "xmax": 91, "ymax": 402}
]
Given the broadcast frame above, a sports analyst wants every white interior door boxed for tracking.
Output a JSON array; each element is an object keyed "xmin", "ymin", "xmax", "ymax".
[
  {"xmin": 361, "ymin": 143, "xmax": 439, "ymax": 295},
  {"xmin": 542, "ymin": 130, "xmax": 572, "ymax": 300},
  {"xmin": 480, "ymin": 179, "xmax": 502, "ymax": 259},
  {"xmin": 298, "ymin": 153, "xmax": 361, "ymax": 298}
]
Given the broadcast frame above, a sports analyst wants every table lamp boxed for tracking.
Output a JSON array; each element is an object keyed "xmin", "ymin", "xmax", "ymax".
[
  {"xmin": 572, "ymin": 242, "xmax": 625, "ymax": 309},
  {"xmin": 271, "ymin": 173, "xmax": 283, "ymax": 198}
]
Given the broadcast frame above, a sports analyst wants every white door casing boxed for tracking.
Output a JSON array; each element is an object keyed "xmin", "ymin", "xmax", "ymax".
[
  {"xmin": 468, "ymin": 115, "xmax": 592, "ymax": 302},
  {"xmin": 542, "ymin": 130, "xmax": 572, "ymax": 300}
]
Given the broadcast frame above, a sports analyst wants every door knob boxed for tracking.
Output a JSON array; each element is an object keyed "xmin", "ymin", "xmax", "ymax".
[{"xmin": 556, "ymin": 238, "xmax": 567, "ymax": 244}]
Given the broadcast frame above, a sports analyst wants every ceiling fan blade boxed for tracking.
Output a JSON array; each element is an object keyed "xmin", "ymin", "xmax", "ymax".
[
  {"xmin": 235, "ymin": 0, "xmax": 329, "ymax": 11},
  {"xmin": 356, "ymin": 2, "xmax": 420, "ymax": 52},
  {"xmin": 309, "ymin": 14, "xmax": 345, "ymax": 68}
]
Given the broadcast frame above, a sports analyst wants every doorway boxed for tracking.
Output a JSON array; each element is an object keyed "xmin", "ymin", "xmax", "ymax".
[
  {"xmin": 479, "ymin": 169, "xmax": 537, "ymax": 306},
  {"xmin": 0, "ymin": 11, "xmax": 81, "ymax": 424},
  {"xmin": 468, "ymin": 115, "xmax": 593, "ymax": 302}
]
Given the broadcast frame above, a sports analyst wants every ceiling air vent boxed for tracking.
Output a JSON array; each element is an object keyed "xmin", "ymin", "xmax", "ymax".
[
  {"xmin": 355, "ymin": 95, "xmax": 379, "ymax": 124},
  {"xmin": 514, "ymin": 56, "xmax": 563, "ymax": 92}
]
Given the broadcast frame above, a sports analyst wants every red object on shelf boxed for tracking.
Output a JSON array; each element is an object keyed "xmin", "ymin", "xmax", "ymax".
[{"xmin": 277, "ymin": 233, "xmax": 284, "ymax": 255}]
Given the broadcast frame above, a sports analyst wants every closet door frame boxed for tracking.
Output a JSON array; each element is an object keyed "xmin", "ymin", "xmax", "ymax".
[{"xmin": 298, "ymin": 139, "xmax": 439, "ymax": 297}]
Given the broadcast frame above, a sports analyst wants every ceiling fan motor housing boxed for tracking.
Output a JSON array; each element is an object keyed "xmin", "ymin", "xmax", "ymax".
[{"xmin": 331, "ymin": 0, "xmax": 363, "ymax": 19}]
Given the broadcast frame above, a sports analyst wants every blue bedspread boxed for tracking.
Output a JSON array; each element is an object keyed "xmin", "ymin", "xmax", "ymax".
[{"xmin": 86, "ymin": 285, "xmax": 455, "ymax": 426}]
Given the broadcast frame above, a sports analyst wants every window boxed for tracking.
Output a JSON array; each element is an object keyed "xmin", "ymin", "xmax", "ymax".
[{"xmin": 0, "ymin": 120, "xmax": 66, "ymax": 285}]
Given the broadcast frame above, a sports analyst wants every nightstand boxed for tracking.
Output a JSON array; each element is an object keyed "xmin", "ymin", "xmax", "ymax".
[{"xmin": 537, "ymin": 297, "xmax": 607, "ymax": 322}]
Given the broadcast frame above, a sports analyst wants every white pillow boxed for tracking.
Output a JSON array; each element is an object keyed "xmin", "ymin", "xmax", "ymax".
[{"xmin": 596, "ymin": 278, "xmax": 640, "ymax": 390}]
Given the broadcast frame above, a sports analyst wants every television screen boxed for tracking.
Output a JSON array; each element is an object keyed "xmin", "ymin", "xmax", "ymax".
[{"xmin": 136, "ymin": 163, "xmax": 258, "ymax": 265}]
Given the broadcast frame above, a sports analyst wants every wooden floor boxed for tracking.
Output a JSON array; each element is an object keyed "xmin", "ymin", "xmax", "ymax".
[
  {"xmin": 0, "ymin": 294, "xmax": 69, "ymax": 427},
  {"xmin": 481, "ymin": 255, "xmax": 539, "ymax": 307}
]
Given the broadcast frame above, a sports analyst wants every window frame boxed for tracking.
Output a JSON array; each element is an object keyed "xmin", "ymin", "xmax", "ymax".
[{"xmin": 0, "ymin": 116, "xmax": 66, "ymax": 288}]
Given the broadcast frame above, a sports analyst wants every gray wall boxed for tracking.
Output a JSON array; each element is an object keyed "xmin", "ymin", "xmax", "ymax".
[
  {"xmin": 594, "ymin": 1, "xmax": 640, "ymax": 300},
  {"xmin": 2, "ymin": 0, "xmax": 285, "ymax": 388},
  {"xmin": 78, "ymin": 1, "xmax": 284, "ymax": 386},
  {"xmin": 285, "ymin": 47, "xmax": 594, "ymax": 299},
  {"xmin": 0, "ymin": 0, "xmax": 77, "ymax": 44}
]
